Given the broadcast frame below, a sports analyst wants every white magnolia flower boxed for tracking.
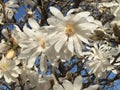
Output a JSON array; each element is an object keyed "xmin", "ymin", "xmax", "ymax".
[
  {"xmin": 0, "ymin": 56, "xmax": 21, "ymax": 83},
  {"xmin": 85, "ymin": 42, "xmax": 115, "ymax": 77},
  {"xmin": 46, "ymin": 7, "xmax": 101, "ymax": 57},
  {"xmin": 53, "ymin": 75, "xmax": 99, "ymax": 90},
  {"xmin": 13, "ymin": 19, "xmax": 57, "ymax": 71},
  {"xmin": 4, "ymin": 0, "xmax": 19, "ymax": 19},
  {"xmin": 15, "ymin": 18, "xmax": 50, "ymax": 68}
]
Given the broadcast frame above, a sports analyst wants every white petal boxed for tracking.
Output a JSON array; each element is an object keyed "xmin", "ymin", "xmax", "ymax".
[
  {"xmin": 23, "ymin": 24, "xmax": 36, "ymax": 38},
  {"xmin": 84, "ymin": 85, "xmax": 99, "ymax": 90},
  {"xmin": 73, "ymin": 35, "xmax": 83, "ymax": 56},
  {"xmin": 47, "ymin": 17, "xmax": 61, "ymax": 25},
  {"xmin": 11, "ymin": 71, "xmax": 19, "ymax": 77},
  {"xmin": 78, "ymin": 23, "xmax": 98, "ymax": 31},
  {"xmin": 76, "ymin": 33, "xmax": 90, "ymax": 45},
  {"xmin": 114, "ymin": 6, "xmax": 120, "ymax": 17},
  {"xmin": 50, "ymin": 7, "xmax": 64, "ymax": 20},
  {"xmin": 53, "ymin": 84, "xmax": 64, "ymax": 90},
  {"xmin": 27, "ymin": 51, "xmax": 40, "ymax": 68},
  {"xmin": 73, "ymin": 12, "xmax": 90, "ymax": 22},
  {"xmin": 4, "ymin": 74, "xmax": 12, "ymax": 83},
  {"xmin": 74, "ymin": 75, "xmax": 83, "ymax": 90},
  {"xmin": 68, "ymin": 37, "xmax": 74, "ymax": 53},
  {"xmin": 28, "ymin": 18, "xmax": 40, "ymax": 30},
  {"xmin": 63, "ymin": 80, "xmax": 74, "ymax": 90},
  {"xmin": 67, "ymin": 8, "xmax": 80, "ymax": 16},
  {"xmin": 54, "ymin": 34, "xmax": 67, "ymax": 53},
  {"xmin": 40, "ymin": 54, "xmax": 48, "ymax": 73}
]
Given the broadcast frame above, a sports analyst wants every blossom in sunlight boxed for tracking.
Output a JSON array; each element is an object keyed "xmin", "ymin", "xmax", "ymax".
[
  {"xmin": 46, "ymin": 7, "xmax": 102, "ymax": 57},
  {"xmin": 14, "ymin": 18, "xmax": 49, "ymax": 68},
  {"xmin": 13, "ymin": 18, "xmax": 57, "ymax": 71},
  {"xmin": 85, "ymin": 42, "xmax": 116, "ymax": 78},
  {"xmin": 53, "ymin": 75, "xmax": 99, "ymax": 90},
  {"xmin": 0, "ymin": 56, "xmax": 21, "ymax": 83}
]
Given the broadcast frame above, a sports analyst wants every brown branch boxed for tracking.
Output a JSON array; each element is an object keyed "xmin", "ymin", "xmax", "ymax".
[
  {"xmin": 111, "ymin": 52, "xmax": 120, "ymax": 65},
  {"xmin": 72, "ymin": 0, "xmax": 82, "ymax": 8}
]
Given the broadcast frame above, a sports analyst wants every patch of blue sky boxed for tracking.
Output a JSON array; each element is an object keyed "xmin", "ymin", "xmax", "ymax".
[
  {"xmin": 108, "ymin": 72, "xmax": 116, "ymax": 79},
  {"xmin": 4, "ymin": 0, "xmax": 8, "ymax": 3},
  {"xmin": 69, "ymin": 65, "xmax": 77, "ymax": 73},
  {"xmin": 0, "ymin": 84, "xmax": 9, "ymax": 90},
  {"xmin": 105, "ymin": 79, "xmax": 120, "ymax": 90},
  {"xmin": 14, "ymin": 6, "xmax": 27, "ymax": 22}
]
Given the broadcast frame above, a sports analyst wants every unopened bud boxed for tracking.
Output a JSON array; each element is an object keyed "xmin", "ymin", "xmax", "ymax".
[{"xmin": 6, "ymin": 49, "xmax": 15, "ymax": 59}]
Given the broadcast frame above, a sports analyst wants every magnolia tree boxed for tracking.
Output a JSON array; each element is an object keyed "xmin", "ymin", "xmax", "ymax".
[{"xmin": 0, "ymin": 0, "xmax": 120, "ymax": 90}]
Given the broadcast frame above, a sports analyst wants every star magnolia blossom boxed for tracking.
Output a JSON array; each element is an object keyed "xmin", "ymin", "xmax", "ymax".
[
  {"xmin": 0, "ymin": 56, "xmax": 21, "ymax": 83},
  {"xmin": 85, "ymin": 42, "xmax": 115, "ymax": 77},
  {"xmin": 46, "ymin": 7, "xmax": 102, "ymax": 57},
  {"xmin": 15, "ymin": 18, "xmax": 49, "ymax": 68},
  {"xmin": 4, "ymin": 0, "xmax": 19, "ymax": 19},
  {"xmin": 53, "ymin": 75, "xmax": 99, "ymax": 90}
]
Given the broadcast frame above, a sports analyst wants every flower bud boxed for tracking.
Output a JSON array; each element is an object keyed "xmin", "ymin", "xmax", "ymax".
[{"xmin": 6, "ymin": 49, "xmax": 15, "ymax": 59}]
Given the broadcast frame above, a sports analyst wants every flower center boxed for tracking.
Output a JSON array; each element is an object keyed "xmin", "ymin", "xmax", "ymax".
[
  {"xmin": 39, "ymin": 38, "xmax": 45, "ymax": 48},
  {"xmin": 0, "ymin": 62, "xmax": 8, "ymax": 71},
  {"xmin": 65, "ymin": 24, "xmax": 75, "ymax": 36}
]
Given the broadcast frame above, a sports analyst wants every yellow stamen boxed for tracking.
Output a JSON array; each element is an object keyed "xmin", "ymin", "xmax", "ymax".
[
  {"xmin": 65, "ymin": 24, "xmax": 75, "ymax": 36},
  {"xmin": 39, "ymin": 38, "xmax": 45, "ymax": 48}
]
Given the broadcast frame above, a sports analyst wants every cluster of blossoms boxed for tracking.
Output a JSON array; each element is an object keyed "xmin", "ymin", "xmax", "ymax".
[
  {"xmin": 0, "ymin": 0, "xmax": 19, "ymax": 24},
  {"xmin": 1, "ymin": 0, "xmax": 120, "ymax": 90}
]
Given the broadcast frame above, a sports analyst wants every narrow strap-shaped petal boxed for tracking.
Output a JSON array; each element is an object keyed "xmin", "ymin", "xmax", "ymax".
[
  {"xmin": 74, "ymin": 75, "xmax": 83, "ymax": 90},
  {"xmin": 27, "ymin": 51, "xmax": 40, "ymax": 68},
  {"xmin": 40, "ymin": 54, "xmax": 48, "ymax": 73},
  {"xmin": 68, "ymin": 37, "xmax": 74, "ymax": 53},
  {"xmin": 50, "ymin": 7, "xmax": 64, "ymax": 20},
  {"xmin": 28, "ymin": 18, "xmax": 40, "ymax": 30},
  {"xmin": 63, "ymin": 80, "xmax": 74, "ymax": 90},
  {"xmin": 53, "ymin": 83, "xmax": 64, "ymax": 90}
]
